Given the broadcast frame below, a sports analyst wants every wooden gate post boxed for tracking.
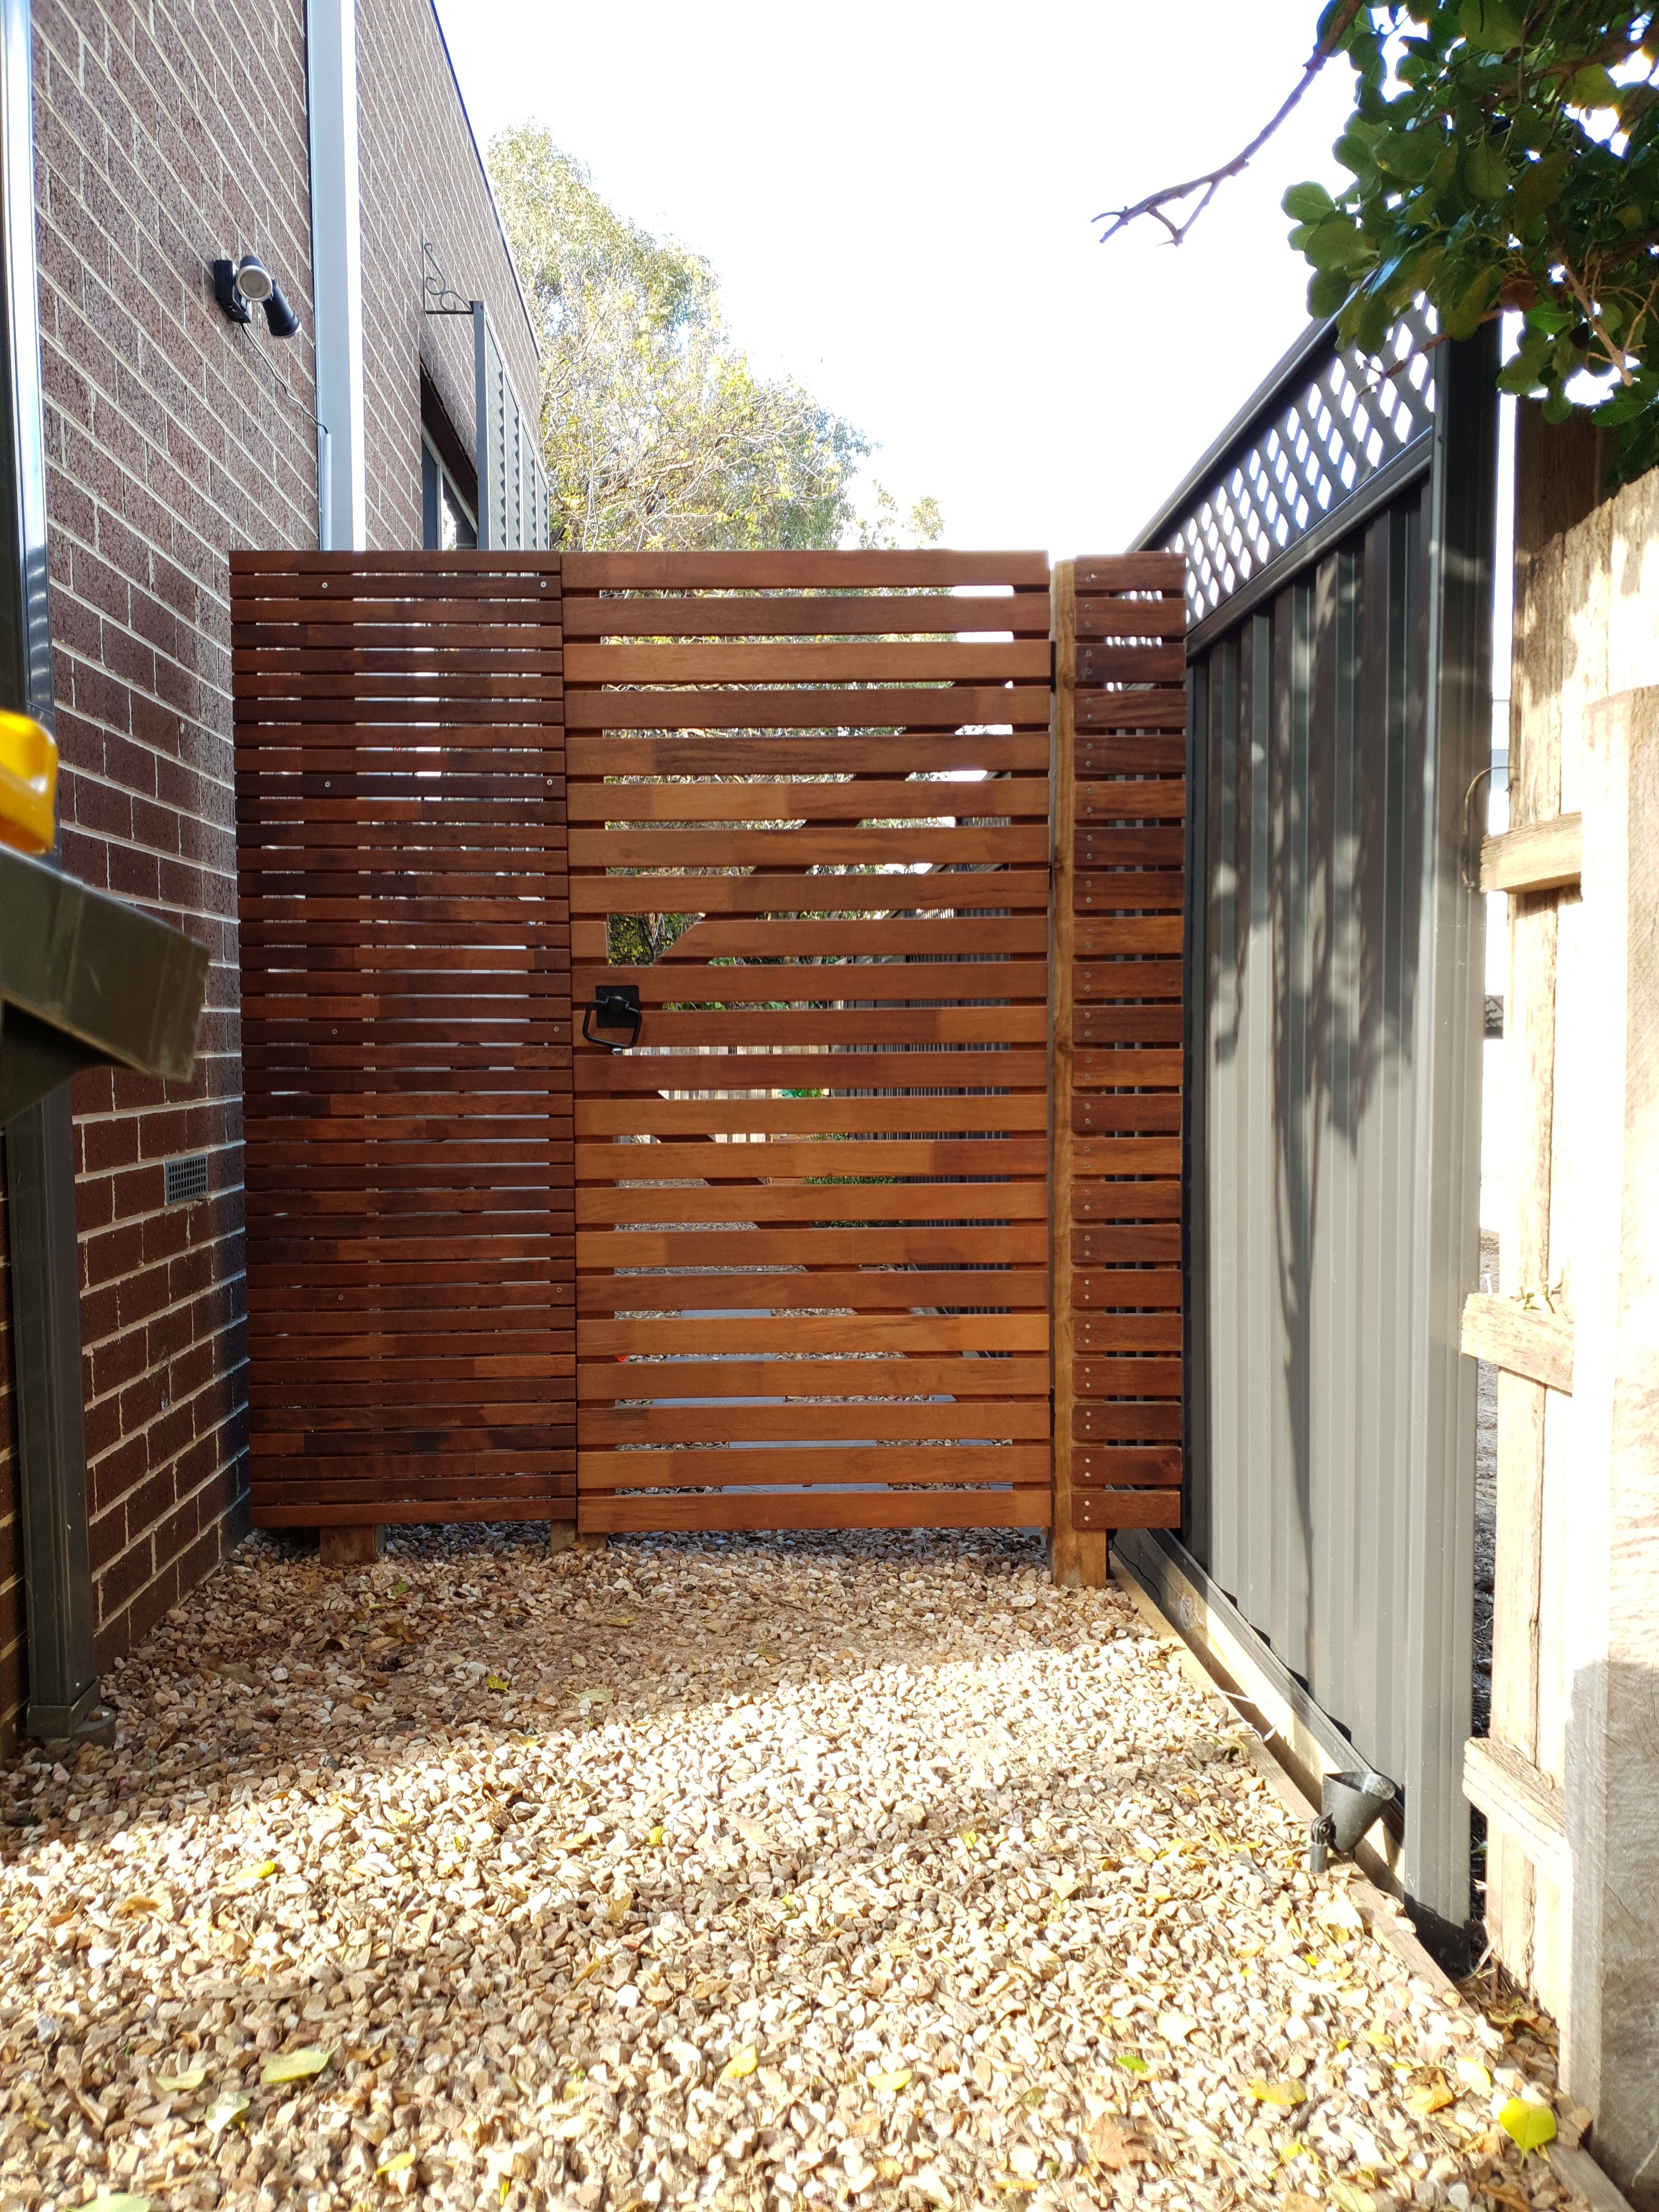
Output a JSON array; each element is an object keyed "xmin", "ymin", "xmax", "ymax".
[{"xmin": 1561, "ymin": 685, "xmax": 1659, "ymax": 2205}]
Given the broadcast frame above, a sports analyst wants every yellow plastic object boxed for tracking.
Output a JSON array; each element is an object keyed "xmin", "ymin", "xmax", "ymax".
[{"xmin": 0, "ymin": 709, "xmax": 57, "ymax": 854}]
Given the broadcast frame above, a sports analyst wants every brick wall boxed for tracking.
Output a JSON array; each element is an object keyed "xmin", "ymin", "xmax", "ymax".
[
  {"xmin": 1, "ymin": 0, "xmax": 536, "ymax": 1752},
  {"xmin": 27, "ymin": 0, "xmax": 319, "ymax": 1717},
  {"xmin": 356, "ymin": 0, "xmax": 539, "ymax": 544},
  {"xmin": 0, "ymin": 1172, "xmax": 18, "ymax": 1752}
]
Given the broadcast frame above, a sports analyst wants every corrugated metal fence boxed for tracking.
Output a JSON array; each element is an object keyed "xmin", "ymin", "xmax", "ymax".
[{"xmin": 1119, "ymin": 313, "xmax": 1498, "ymax": 1953}]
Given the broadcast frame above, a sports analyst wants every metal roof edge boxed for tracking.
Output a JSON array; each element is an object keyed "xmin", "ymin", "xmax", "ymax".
[{"xmin": 424, "ymin": 0, "xmax": 540, "ymax": 363}]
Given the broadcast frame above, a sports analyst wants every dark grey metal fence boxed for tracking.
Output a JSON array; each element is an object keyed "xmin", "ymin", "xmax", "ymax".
[{"xmin": 1119, "ymin": 313, "xmax": 1499, "ymax": 1961}]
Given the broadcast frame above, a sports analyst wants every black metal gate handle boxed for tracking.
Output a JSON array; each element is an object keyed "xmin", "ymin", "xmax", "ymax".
[{"xmin": 582, "ymin": 983, "xmax": 641, "ymax": 1052}]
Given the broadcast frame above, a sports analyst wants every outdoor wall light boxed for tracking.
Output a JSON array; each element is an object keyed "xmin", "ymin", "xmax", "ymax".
[{"xmin": 213, "ymin": 255, "xmax": 300, "ymax": 338}]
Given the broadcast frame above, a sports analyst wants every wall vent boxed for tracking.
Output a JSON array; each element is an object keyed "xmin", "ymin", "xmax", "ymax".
[{"xmin": 164, "ymin": 1153, "xmax": 210, "ymax": 1206}]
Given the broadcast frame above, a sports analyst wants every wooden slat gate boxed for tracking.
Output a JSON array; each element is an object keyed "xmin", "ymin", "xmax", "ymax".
[{"xmin": 565, "ymin": 551, "xmax": 1055, "ymax": 1536}]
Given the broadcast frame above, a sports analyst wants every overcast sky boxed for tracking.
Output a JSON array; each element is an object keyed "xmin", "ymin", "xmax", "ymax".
[{"xmin": 432, "ymin": 1, "xmax": 1356, "ymax": 560}]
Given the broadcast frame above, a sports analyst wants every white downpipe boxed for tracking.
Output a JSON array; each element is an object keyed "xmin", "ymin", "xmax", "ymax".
[{"xmin": 306, "ymin": 0, "xmax": 365, "ymax": 550}]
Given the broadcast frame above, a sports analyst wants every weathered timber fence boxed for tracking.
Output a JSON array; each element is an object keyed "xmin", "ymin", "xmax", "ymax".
[
  {"xmin": 1463, "ymin": 458, "xmax": 1659, "ymax": 2203},
  {"xmin": 1048, "ymin": 554, "xmax": 1189, "ymax": 1584},
  {"xmin": 231, "ymin": 552, "xmax": 575, "ymax": 1538},
  {"xmin": 1114, "ymin": 315, "xmax": 1500, "ymax": 1958}
]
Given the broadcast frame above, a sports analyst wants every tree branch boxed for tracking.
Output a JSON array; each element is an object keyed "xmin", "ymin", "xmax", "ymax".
[{"xmin": 1094, "ymin": 0, "xmax": 1367, "ymax": 247}]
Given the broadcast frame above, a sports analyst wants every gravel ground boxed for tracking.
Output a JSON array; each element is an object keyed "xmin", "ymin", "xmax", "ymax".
[{"xmin": 0, "ymin": 1527, "xmax": 1584, "ymax": 2212}]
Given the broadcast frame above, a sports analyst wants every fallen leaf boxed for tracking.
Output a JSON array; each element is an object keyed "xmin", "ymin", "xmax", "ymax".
[
  {"xmin": 260, "ymin": 2046, "xmax": 331, "ymax": 2085},
  {"xmin": 116, "ymin": 1895, "xmax": 161, "ymax": 1917},
  {"xmin": 1248, "ymin": 2079, "xmax": 1306, "ymax": 2108},
  {"xmin": 601, "ymin": 1615, "xmax": 635, "ymax": 1627},
  {"xmin": 1499, "ymin": 2097, "xmax": 1557, "ymax": 2155},
  {"xmin": 1116, "ymin": 2051, "xmax": 1151, "ymax": 2076},
  {"xmin": 1406, "ymin": 2078, "xmax": 1454, "ymax": 2115},
  {"xmin": 871, "ymin": 2067, "xmax": 912, "ymax": 2094},
  {"xmin": 1330, "ymin": 2184, "xmax": 1378, "ymax": 2212},
  {"xmin": 156, "ymin": 2065, "xmax": 208, "ymax": 2092},
  {"xmin": 377, "ymin": 2150, "xmax": 417, "ymax": 2175},
  {"xmin": 1087, "ymin": 2114, "xmax": 1155, "ymax": 2170},
  {"xmin": 67, "ymin": 2197, "xmax": 150, "ymax": 2212},
  {"xmin": 204, "ymin": 2088, "xmax": 251, "ymax": 2136},
  {"xmin": 721, "ymin": 2045, "xmax": 759, "ymax": 2081},
  {"xmin": 485, "ymin": 1674, "xmax": 511, "ymax": 1692},
  {"xmin": 1455, "ymin": 2055, "xmax": 1493, "ymax": 2094}
]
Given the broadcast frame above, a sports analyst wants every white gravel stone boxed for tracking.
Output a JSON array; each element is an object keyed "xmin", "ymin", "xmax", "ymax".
[{"xmin": 0, "ymin": 1526, "xmax": 1584, "ymax": 2212}]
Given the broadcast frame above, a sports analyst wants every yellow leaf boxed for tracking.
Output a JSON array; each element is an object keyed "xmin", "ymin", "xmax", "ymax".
[
  {"xmin": 601, "ymin": 1615, "xmax": 635, "ymax": 1626},
  {"xmin": 156, "ymin": 2065, "xmax": 209, "ymax": 2092},
  {"xmin": 204, "ymin": 2088, "xmax": 251, "ymax": 2136},
  {"xmin": 1248, "ymin": 2078, "xmax": 1306, "ymax": 2108},
  {"xmin": 1406, "ymin": 2079, "xmax": 1454, "ymax": 2115},
  {"xmin": 1455, "ymin": 2055, "xmax": 1493, "ymax": 2094},
  {"xmin": 377, "ymin": 2149, "xmax": 417, "ymax": 2175},
  {"xmin": 1330, "ymin": 2185, "xmax": 1378, "ymax": 2212},
  {"xmin": 647, "ymin": 1825, "xmax": 664, "ymax": 1846},
  {"xmin": 721, "ymin": 2045, "xmax": 759, "ymax": 2081},
  {"xmin": 486, "ymin": 1674, "xmax": 511, "ymax": 1692},
  {"xmin": 67, "ymin": 2197, "xmax": 150, "ymax": 2212},
  {"xmin": 260, "ymin": 2046, "xmax": 331, "ymax": 2085},
  {"xmin": 871, "ymin": 2067, "xmax": 912, "ymax": 2094},
  {"xmin": 1499, "ymin": 2097, "xmax": 1557, "ymax": 2155},
  {"xmin": 117, "ymin": 1895, "xmax": 161, "ymax": 1916}
]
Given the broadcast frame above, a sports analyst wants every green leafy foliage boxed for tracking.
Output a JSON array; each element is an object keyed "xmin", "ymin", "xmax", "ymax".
[
  {"xmin": 488, "ymin": 127, "xmax": 942, "ymax": 550},
  {"xmin": 1284, "ymin": 4, "xmax": 1659, "ymax": 481}
]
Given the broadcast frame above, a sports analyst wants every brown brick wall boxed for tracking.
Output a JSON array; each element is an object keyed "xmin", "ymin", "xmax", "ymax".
[
  {"xmin": 30, "ymin": 0, "xmax": 318, "ymax": 1713},
  {"xmin": 3, "ymin": 0, "xmax": 535, "ymax": 1751},
  {"xmin": 0, "ymin": 1169, "xmax": 19, "ymax": 1756},
  {"xmin": 0, "ymin": 0, "xmax": 534, "ymax": 1749},
  {"xmin": 356, "ymin": 0, "xmax": 539, "ymax": 543}
]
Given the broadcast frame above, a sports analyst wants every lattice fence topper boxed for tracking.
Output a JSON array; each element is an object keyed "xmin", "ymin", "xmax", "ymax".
[{"xmin": 1166, "ymin": 304, "xmax": 1438, "ymax": 623}]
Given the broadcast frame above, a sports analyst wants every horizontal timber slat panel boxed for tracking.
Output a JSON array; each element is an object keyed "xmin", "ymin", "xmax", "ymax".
[
  {"xmin": 567, "ymin": 780, "xmax": 1049, "ymax": 824},
  {"xmin": 565, "ymin": 687, "xmax": 1050, "ymax": 731},
  {"xmin": 579, "ymin": 1355, "xmax": 1051, "ymax": 1400},
  {"xmin": 575, "ymin": 1096, "xmax": 1047, "ymax": 1136},
  {"xmin": 233, "ymin": 552, "xmax": 574, "ymax": 1531},
  {"xmin": 577, "ymin": 1269, "xmax": 1047, "ymax": 1314},
  {"xmin": 577, "ymin": 1135, "xmax": 1044, "ymax": 1181},
  {"xmin": 577, "ymin": 873, "xmax": 1052, "ymax": 917},
  {"xmin": 571, "ymin": 960, "xmax": 1040, "ymax": 1013},
  {"xmin": 565, "ymin": 549, "xmax": 1054, "ymax": 1534},
  {"xmin": 584, "ymin": 1491, "xmax": 1052, "ymax": 1534},
  {"xmin": 563, "ymin": 594, "xmax": 1053, "ymax": 638},
  {"xmin": 573, "ymin": 1047, "xmax": 1046, "ymax": 1093},
  {"xmin": 583, "ymin": 1402, "xmax": 1053, "ymax": 1445},
  {"xmin": 566, "ymin": 736, "xmax": 1048, "ymax": 777},
  {"xmin": 579, "ymin": 1444, "xmax": 1050, "ymax": 1491},
  {"xmin": 578, "ymin": 1182, "xmax": 1047, "ymax": 1226},
  {"xmin": 563, "ymin": 550, "xmax": 1051, "ymax": 589}
]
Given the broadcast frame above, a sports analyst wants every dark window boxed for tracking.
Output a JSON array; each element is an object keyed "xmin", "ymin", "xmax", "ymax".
[{"xmin": 421, "ymin": 436, "xmax": 477, "ymax": 550}]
